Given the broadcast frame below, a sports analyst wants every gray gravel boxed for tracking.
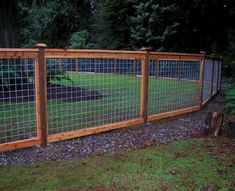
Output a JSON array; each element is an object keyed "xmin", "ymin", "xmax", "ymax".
[{"xmin": 0, "ymin": 87, "xmax": 225, "ymax": 166}]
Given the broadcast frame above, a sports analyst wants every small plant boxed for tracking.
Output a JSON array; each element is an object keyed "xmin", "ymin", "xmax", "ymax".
[{"xmin": 224, "ymin": 86, "xmax": 235, "ymax": 114}]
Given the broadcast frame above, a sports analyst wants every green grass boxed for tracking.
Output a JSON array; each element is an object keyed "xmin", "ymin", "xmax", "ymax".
[
  {"xmin": 0, "ymin": 73, "xmax": 199, "ymax": 141},
  {"xmin": 0, "ymin": 138, "xmax": 234, "ymax": 191}
]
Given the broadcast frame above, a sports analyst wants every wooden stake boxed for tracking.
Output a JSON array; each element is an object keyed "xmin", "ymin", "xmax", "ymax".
[
  {"xmin": 35, "ymin": 43, "xmax": 48, "ymax": 147},
  {"xmin": 141, "ymin": 47, "xmax": 150, "ymax": 123}
]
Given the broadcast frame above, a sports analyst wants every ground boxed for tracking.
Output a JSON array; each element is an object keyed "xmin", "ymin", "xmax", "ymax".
[{"xmin": 0, "ymin": 138, "xmax": 234, "ymax": 191}]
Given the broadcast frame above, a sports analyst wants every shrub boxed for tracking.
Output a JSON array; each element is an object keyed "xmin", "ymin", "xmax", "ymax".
[{"xmin": 224, "ymin": 86, "xmax": 235, "ymax": 114}]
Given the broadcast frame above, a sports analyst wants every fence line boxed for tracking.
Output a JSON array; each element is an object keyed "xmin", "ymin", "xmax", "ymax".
[{"xmin": 0, "ymin": 44, "xmax": 222, "ymax": 151}]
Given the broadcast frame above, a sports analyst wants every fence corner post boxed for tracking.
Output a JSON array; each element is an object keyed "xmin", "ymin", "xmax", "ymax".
[
  {"xmin": 141, "ymin": 47, "xmax": 150, "ymax": 123},
  {"xmin": 199, "ymin": 51, "xmax": 206, "ymax": 110},
  {"xmin": 35, "ymin": 43, "xmax": 48, "ymax": 147}
]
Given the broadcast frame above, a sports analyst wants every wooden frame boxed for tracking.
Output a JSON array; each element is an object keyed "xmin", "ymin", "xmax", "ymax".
[
  {"xmin": 48, "ymin": 118, "xmax": 143, "ymax": 142},
  {"xmin": 0, "ymin": 138, "xmax": 40, "ymax": 152},
  {"xmin": 0, "ymin": 46, "xmax": 222, "ymax": 151},
  {"xmin": 148, "ymin": 106, "xmax": 200, "ymax": 122}
]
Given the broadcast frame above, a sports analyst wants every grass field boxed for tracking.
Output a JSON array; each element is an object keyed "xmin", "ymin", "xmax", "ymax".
[
  {"xmin": 0, "ymin": 138, "xmax": 234, "ymax": 191},
  {"xmin": 0, "ymin": 73, "xmax": 199, "ymax": 142}
]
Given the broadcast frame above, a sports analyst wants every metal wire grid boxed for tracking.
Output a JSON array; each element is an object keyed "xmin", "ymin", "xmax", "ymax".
[
  {"xmin": 148, "ymin": 60, "xmax": 200, "ymax": 116},
  {"xmin": 212, "ymin": 60, "xmax": 218, "ymax": 96},
  {"xmin": 0, "ymin": 58, "xmax": 37, "ymax": 143},
  {"xmin": 217, "ymin": 61, "xmax": 221, "ymax": 91},
  {"xmin": 46, "ymin": 58, "xmax": 141, "ymax": 134},
  {"xmin": 203, "ymin": 60, "xmax": 213, "ymax": 102}
]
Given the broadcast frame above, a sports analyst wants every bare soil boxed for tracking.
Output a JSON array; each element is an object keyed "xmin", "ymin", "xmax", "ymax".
[{"xmin": 0, "ymin": 84, "xmax": 102, "ymax": 102}]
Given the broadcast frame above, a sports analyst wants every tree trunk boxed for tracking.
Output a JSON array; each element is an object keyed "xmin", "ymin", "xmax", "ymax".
[{"xmin": 0, "ymin": 0, "xmax": 20, "ymax": 48}]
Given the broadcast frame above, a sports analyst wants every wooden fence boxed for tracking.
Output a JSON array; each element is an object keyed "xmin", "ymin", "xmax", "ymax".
[{"xmin": 0, "ymin": 44, "xmax": 222, "ymax": 151}]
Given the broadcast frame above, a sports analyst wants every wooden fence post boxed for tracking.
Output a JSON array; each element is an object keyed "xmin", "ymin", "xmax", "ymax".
[
  {"xmin": 141, "ymin": 47, "xmax": 150, "ymax": 123},
  {"xmin": 199, "ymin": 51, "xmax": 206, "ymax": 109},
  {"xmin": 35, "ymin": 43, "xmax": 48, "ymax": 147}
]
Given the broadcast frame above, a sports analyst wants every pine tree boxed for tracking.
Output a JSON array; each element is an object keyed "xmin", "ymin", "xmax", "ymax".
[{"xmin": 130, "ymin": 0, "xmax": 179, "ymax": 50}]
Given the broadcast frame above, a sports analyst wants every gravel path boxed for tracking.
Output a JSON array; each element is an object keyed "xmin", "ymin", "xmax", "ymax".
[{"xmin": 0, "ymin": 87, "xmax": 225, "ymax": 166}]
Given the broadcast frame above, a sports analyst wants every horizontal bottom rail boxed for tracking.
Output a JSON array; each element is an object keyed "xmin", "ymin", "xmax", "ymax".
[
  {"xmin": 0, "ymin": 138, "xmax": 40, "ymax": 152},
  {"xmin": 48, "ymin": 118, "xmax": 144, "ymax": 143},
  {"xmin": 148, "ymin": 106, "xmax": 200, "ymax": 122}
]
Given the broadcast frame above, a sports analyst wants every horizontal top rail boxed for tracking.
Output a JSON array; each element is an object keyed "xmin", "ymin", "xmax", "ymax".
[
  {"xmin": 45, "ymin": 49, "xmax": 145, "ymax": 59},
  {"xmin": 0, "ymin": 48, "xmax": 38, "ymax": 58},
  {"xmin": 0, "ymin": 46, "xmax": 222, "ymax": 61},
  {"xmin": 149, "ymin": 52, "xmax": 205, "ymax": 61}
]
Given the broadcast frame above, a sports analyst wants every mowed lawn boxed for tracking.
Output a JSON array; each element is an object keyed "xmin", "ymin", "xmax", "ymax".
[
  {"xmin": 0, "ymin": 73, "xmax": 199, "ymax": 141},
  {"xmin": 0, "ymin": 138, "xmax": 234, "ymax": 191}
]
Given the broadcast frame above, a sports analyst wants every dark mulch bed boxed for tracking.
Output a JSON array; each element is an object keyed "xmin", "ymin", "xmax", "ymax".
[
  {"xmin": 0, "ymin": 84, "xmax": 102, "ymax": 102},
  {"xmin": 0, "ymin": 85, "xmax": 227, "ymax": 166}
]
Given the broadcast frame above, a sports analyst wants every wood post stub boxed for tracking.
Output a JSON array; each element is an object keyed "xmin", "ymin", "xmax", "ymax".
[
  {"xmin": 35, "ymin": 43, "xmax": 48, "ymax": 147},
  {"xmin": 141, "ymin": 47, "xmax": 150, "ymax": 123}
]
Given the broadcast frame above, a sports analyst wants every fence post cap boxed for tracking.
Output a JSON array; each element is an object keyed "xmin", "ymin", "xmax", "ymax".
[
  {"xmin": 141, "ymin": 47, "xmax": 151, "ymax": 51},
  {"xmin": 200, "ymin": 51, "xmax": 206, "ymax": 54},
  {"xmin": 35, "ymin": 43, "xmax": 47, "ymax": 48}
]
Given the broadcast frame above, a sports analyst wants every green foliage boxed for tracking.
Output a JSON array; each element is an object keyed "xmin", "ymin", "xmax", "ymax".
[
  {"xmin": 130, "ymin": 0, "xmax": 179, "ymax": 50},
  {"xmin": 67, "ymin": 30, "xmax": 95, "ymax": 49},
  {"xmin": 19, "ymin": 0, "xmax": 93, "ymax": 48},
  {"xmin": 223, "ymin": 30, "xmax": 235, "ymax": 80},
  {"xmin": 46, "ymin": 61, "xmax": 71, "ymax": 84},
  {"xmin": 95, "ymin": 0, "xmax": 138, "ymax": 49},
  {"xmin": 0, "ymin": 61, "xmax": 29, "ymax": 91},
  {"xmin": 224, "ymin": 86, "xmax": 235, "ymax": 114}
]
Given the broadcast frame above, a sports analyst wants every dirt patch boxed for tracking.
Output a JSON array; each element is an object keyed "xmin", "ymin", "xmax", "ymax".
[{"xmin": 0, "ymin": 84, "xmax": 102, "ymax": 102}]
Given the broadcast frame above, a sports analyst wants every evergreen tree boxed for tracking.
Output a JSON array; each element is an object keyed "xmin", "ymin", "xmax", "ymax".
[
  {"xmin": 95, "ymin": 0, "xmax": 138, "ymax": 49},
  {"xmin": 130, "ymin": 0, "xmax": 179, "ymax": 50}
]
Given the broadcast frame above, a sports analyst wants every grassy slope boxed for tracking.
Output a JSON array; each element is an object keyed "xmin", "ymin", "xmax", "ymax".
[
  {"xmin": 0, "ymin": 73, "xmax": 199, "ymax": 140},
  {"xmin": 0, "ymin": 138, "xmax": 234, "ymax": 191}
]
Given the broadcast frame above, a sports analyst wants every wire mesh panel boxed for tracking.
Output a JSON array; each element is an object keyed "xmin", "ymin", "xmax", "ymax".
[
  {"xmin": 46, "ymin": 58, "xmax": 141, "ymax": 135},
  {"xmin": 0, "ymin": 58, "xmax": 37, "ymax": 143},
  {"xmin": 212, "ymin": 60, "xmax": 218, "ymax": 95},
  {"xmin": 148, "ymin": 60, "xmax": 200, "ymax": 116},
  {"xmin": 203, "ymin": 60, "xmax": 213, "ymax": 102},
  {"xmin": 217, "ymin": 61, "xmax": 221, "ymax": 91}
]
